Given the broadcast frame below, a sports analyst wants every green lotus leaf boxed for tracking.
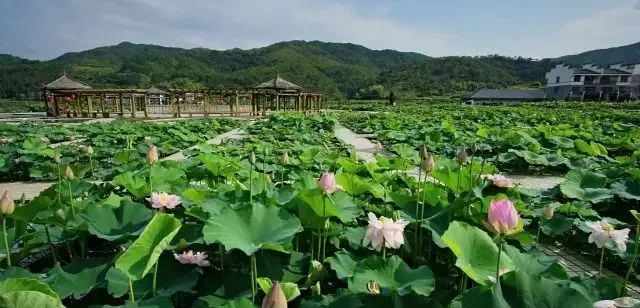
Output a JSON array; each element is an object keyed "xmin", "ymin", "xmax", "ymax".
[
  {"xmin": 297, "ymin": 189, "xmax": 359, "ymax": 224},
  {"xmin": 611, "ymin": 180, "xmax": 640, "ymax": 200},
  {"xmin": 107, "ymin": 254, "xmax": 200, "ymax": 298},
  {"xmin": 442, "ymin": 221, "xmax": 515, "ymax": 286},
  {"xmin": 257, "ymin": 277, "xmax": 300, "ymax": 301},
  {"xmin": 348, "ymin": 255, "xmax": 434, "ymax": 296},
  {"xmin": 193, "ymin": 296, "xmax": 254, "ymax": 308},
  {"xmin": 0, "ymin": 278, "xmax": 64, "ymax": 308},
  {"xmin": 560, "ymin": 169, "xmax": 612, "ymax": 203},
  {"xmin": 451, "ymin": 271, "xmax": 592, "ymax": 308},
  {"xmin": 115, "ymin": 213, "xmax": 182, "ymax": 280},
  {"xmin": 540, "ymin": 215, "xmax": 574, "ymax": 236},
  {"xmin": 328, "ymin": 250, "xmax": 361, "ymax": 280},
  {"xmin": 44, "ymin": 259, "xmax": 110, "ymax": 299},
  {"xmin": 203, "ymin": 203, "xmax": 302, "ymax": 255},
  {"xmin": 78, "ymin": 201, "xmax": 152, "ymax": 241}
]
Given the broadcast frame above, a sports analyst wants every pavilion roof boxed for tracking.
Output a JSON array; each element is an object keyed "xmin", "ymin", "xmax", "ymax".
[
  {"xmin": 43, "ymin": 74, "xmax": 92, "ymax": 90},
  {"xmin": 254, "ymin": 74, "xmax": 304, "ymax": 91},
  {"xmin": 147, "ymin": 86, "xmax": 169, "ymax": 95}
]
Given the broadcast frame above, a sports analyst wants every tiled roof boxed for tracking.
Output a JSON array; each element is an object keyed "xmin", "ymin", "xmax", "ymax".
[
  {"xmin": 471, "ymin": 89, "xmax": 545, "ymax": 100},
  {"xmin": 43, "ymin": 74, "xmax": 92, "ymax": 90}
]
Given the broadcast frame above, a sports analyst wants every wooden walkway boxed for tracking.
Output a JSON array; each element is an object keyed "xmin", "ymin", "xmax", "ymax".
[
  {"xmin": 0, "ymin": 125, "xmax": 250, "ymax": 199},
  {"xmin": 334, "ymin": 123, "xmax": 640, "ymax": 295}
]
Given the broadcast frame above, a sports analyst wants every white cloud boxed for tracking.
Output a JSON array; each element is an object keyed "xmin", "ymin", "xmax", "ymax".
[
  {"xmin": 533, "ymin": 0, "xmax": 640, "ymax": 57},
  {"xmin": 55, "ymin": 0, "xmax": 451, "ymax": 56}
]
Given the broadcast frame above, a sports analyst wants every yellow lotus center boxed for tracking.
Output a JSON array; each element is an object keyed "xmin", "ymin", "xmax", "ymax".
[
  {"xmin": 159, "ymin": 195, "xmax": 169, "ymax": 203},
  {"xmin": 603, "ymin": 225, "xmax": 614, "ymax": 232}
]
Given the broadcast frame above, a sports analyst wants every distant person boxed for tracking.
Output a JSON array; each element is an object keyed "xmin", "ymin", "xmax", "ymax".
[{"xmin": 388, "ymin": 91, "xmax": 396, "ymax": 106}]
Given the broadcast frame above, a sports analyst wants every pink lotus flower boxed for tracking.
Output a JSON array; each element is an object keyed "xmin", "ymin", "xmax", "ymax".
[
  {"xmin": 146, "ymin": 192, "xmax": 181, "ymax": 209},
  {"xmin": 317, "ymin": 172, "xmax": 342, "ymax": 194},
  {"xmin": 173, "ymin": 250, "xmax": 210, "ymax": 267},
  {"xmin": 586, "ymin": 220, "xmax": 629, "ymax": 252},
  {"xmin": 362, "ymin": 212, "xmax": 409, "ymax": 251},
  {"xmin": 484, "ymin": 199, "xmax": 520, "ymax": 235},
  {"xmin": 486, "ymin": 174, "xmax": 514, "ymax": 188},
  {"xmin": 262, "ymin": 280, "xmax": 287, "ymax": 308}
]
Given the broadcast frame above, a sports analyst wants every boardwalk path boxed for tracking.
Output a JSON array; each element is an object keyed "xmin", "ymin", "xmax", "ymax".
[
  {"xmin": 0, "ymin": 125, "xmax": 249, "ymax": 200},
  {"xmin": 334, "ymin": 123, "xmax": 639, "ymax": 297}
]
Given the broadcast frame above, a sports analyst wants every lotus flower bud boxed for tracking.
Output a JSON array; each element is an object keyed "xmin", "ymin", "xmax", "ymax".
[
  {"xmin": 0, "ymin": 191, "xmax": 14, "ymax": 216},
  {"xmin": 457, "ymin": 147, "xmax": 468, "ymax": 165},
  {"xmin": 249, "ymin": 151, "xmax": 256, "ymax": 164},
  {"xmin": 144, "ymin": 136, "xmax": 151, "ymax": 141},
  {"xmin": 280, "ymin": 152, "xmax": 290, "ymax": 165},
  {"xmin": 54, "ymin": 153, "xmax": 61, "ymax": 164},
  {"xmin": 64, "ymin": 165, "xmax": 75, "ymax": 180},
  {"xmin": 485, "ymin": 199, "xmax": 520, "ymax": 235},
  {"xmin": 421, "ymin": 155, "xmax": 435, "ymax": 173},
  {"xmin": 317, "ymin": 172, "xmax": 342, "ymax": 194},
  {"xmin": 543, "ymin": 205, "xmax": 555, "ymax": 220},
  {"xmin": 84, "ymin": 145, "xmax": 94, "ymax": 155},
  {"xmin": 147, "ymin": 145, "xmax": 158, "ymax": 165},
  {"xmin": 419, "ymin": 145, "xmax": 428, "ymax": 159},
  {"xmin": 261, "ymin": 281, "xmax": 287, "ymax": 308}
]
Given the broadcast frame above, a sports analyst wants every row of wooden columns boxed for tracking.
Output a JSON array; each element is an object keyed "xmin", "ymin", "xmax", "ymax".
[{"xmin": 45, "ymin": 89, "xmax": 323, "ymax": 118}]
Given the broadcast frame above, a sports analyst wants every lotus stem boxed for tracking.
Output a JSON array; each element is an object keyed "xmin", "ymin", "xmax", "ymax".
[
  {"xmin": 599, "ymin": 247, "xmax": 605, "ymax": 276},
  {"xmin": 414, "ymin": 168, "xmax": 422, "ymax": 252},
  {"xmin": 250, "ymin": 254, "xmax": 257, "ymax": 302},
  {"xmin": 280, "ymin": 165, "xmax": 284, "ymax": 187},
  {"xmin": 152, "ymin": 260, "xmax": 159, "ymax": 295},
  {"xmin": 89, "ymin": 156, "xmax": 95, "ymax": 180},
  {"xmin": 65, "ymin": 236, "xmax": 74, "ymax": 260},
  {"xmin": 149, "ymin": 165, "xmax": 153, "ymax": 195},
  {"xmin": 622, "ymin": 224, "xmax": 640, "ymax": 296},
  {"xmin": 535, "ymin": 223, "xmax": 542, "ymax": 247},
  {"xmin": 68, "ymin": 180, "xmax": 75, "ymax": 216},
  {"xmin": 2, "ymin": 217, "xmax": 10, "ymax": 266},
  {"xmin": 310, "ymin": 232, "xmax": 315, "ymax": 260},
  {"xmin": 496, "ymin": 235, "xmax": 503, "ymax": 286},
  {"xmin": 219, "ymin": 244, "xmax": 225, "ymax": 271},
  {"xmin": 418, "ymin": 173, "xmax": 428, "ymax": 255},
  {"xmin": 262, "ymin": 149, "xmax": 266, "ymax": 204},
  {"xmin": 382, "ymin": 242, "xmax": 386, "ymax": 260},
  {"xmin": 128, "ymin": 278, "xmax": 135, "ymax": 302},
  {"xmin": 44, "ymin": 226, "xmax": 57, "ymax": 264},
  {"xmin": 249, "ymin": 164, "xmax": 253, "ymax": 205},
  {"xmin": 57, "ymin": 163, "xmax": 62, "ymax": 204}
]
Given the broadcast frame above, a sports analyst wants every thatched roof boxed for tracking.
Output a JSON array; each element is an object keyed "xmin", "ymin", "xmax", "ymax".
[
  {"xmin": 254, "ymin": 74, "xmax": 303, "ymax": 91},
  {"xmin": 147, "ymin": 86, "xmax": 168, "ymax": 95},
  {"xmin": 43, "ymin": 74, "xmax": 92, "ymax": 90}
]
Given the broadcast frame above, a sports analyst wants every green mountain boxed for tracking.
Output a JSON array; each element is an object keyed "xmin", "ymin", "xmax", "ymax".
[
  {"xmin": 556, "ymin": 41, "xmax": 640, "ymax": 65},
  {"xmin": 0, "ymin": 41, "xmax": 426, "ymax": 98},
  {"xmin": 1, "ymin": 40, "xmax": 638, "ymax": 99}
]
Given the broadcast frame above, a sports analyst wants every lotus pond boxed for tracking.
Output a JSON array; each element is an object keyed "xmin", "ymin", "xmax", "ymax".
[{"xmin": 0, "ymin": 109, "xmax": 638, "ymax": 307}]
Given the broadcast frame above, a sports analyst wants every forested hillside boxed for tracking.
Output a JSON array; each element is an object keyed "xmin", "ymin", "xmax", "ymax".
[{"xmin": 1, "ymin": 40, "xmax": 638, "ymax": 99}]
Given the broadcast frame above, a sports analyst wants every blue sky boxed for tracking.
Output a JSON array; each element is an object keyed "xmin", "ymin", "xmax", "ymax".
[{"xmin": 1, "ymin": 0, "xmax": 639, "ymax": 60}]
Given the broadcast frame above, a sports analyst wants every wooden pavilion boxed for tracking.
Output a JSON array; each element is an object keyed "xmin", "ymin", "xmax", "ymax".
[{"xmin": 41, "ymin": 74, "xmax": 323, "ymax": 118}]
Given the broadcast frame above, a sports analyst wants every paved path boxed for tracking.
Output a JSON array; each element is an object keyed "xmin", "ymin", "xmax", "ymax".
[
  {"xmin": 162, "ymin": 127, "xmax": 248, "ymax": 161},
  {"xmin": 0, "ymin": 125, "xmax": 250, "ymax": 199},
  {"xmin": 334, "ymin": 123, "xmax": 564, "ymax": 191},
  {"xmin": 335, "ymin": 123, "xmax": 640, "ymax": 297}
]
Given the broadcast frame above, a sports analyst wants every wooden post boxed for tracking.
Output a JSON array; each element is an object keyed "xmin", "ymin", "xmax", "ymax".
[
  {"xmin": 119, "ymin": 94, "xmax": 124, "ymax": 117},
  {"xmin": 204, "ymin": 93, "xmax": 209, "ymax": 117},
  {"xmin": 53, "ymin": 96, "xmax": 60, "ymax": 117},
  {"xmin": 142, "ymin": 95, "xmax": 148, "ymax": 118},
  {"xmin": 235, "ymin": 91, "xmax": 239, "ymax": 116},
  {"xmin": 130, "ymin": 94, "xmax": 136, "ymax": 118}
]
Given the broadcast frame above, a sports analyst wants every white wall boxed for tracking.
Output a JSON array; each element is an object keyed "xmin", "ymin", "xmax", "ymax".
[{"xmin": 545, "ymin": 64, "xmax": 575, "ymax": 87}]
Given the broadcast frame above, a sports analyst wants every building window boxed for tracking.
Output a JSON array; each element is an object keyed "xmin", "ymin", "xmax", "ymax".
[
  {"xmin": 573, "ymin": 75, "xmax": 581, "ymax": 82},
  {"xmin": 620, "ymin": 76, "xmax": 629, "ymax": 83},
  {"xmin": 556, "ymin": 77, "xmax": 560, "ymax": 83}
]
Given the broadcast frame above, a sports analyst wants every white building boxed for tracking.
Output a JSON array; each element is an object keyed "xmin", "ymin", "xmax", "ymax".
[{"xmin": 545, "ymin": 63, "xmax": 640, "ymax": 101}]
